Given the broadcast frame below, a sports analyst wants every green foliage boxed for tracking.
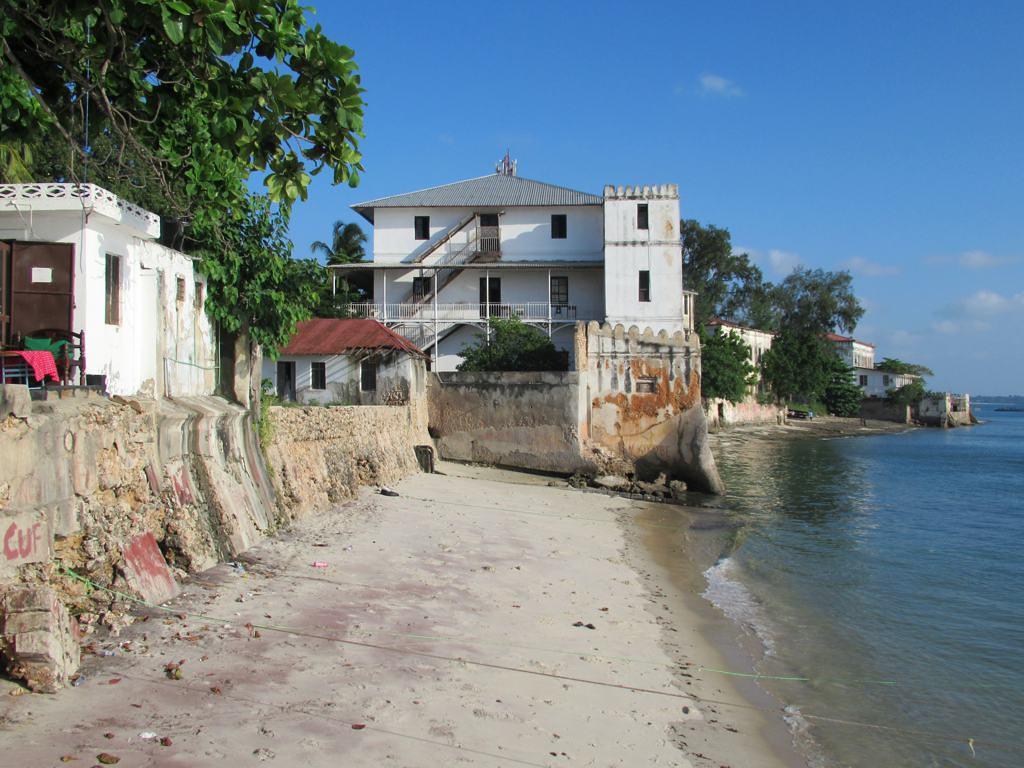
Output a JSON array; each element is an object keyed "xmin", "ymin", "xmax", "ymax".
[
  {"xmin": 681, "ymin": 220, "xmax": 772, "ymax": 327},
  {"xmin": 823, "ymin": 356, "xmax": 863, "ymax": 417},
  {"xmin": 312, "ymin": 221, "xmax": 367, "ymax": 265},
  {"xmin": 763, "ymin": 330, "xmax": 833, "ymax": 403},
  {"xmin": 457, "ymin": 317, "xmax": 568, "ymax": 372},
  {"xmin": 199, "ymin": 196, "xmax": 318, "ymax": 353},
  {"xmin": 1, "ymin": 0, "xmax": 364, "ymax": 211},
  {"xmin": 699, "ymin": 326, "xmax": 757, "ymax": 403},
  {"xmin": 876, "ymin": 357, "xmax": 934, "ymax": 377},
  {"xmin": 770, "ymin": 267, "xmax": 864, "ymax": 335},
  {"xmin": 889, "ymin": 379, "xmax": 927, "ymax": 407},
  {"xmin": 256, "ymin": 381, "xmax": 279, "ymax": 454},
  {"xmin": 1, "ymin": 1, "xmax": 365, "ymax": 351}
]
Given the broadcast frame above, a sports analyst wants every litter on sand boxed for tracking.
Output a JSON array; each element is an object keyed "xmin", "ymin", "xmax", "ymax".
[
  {"xmin": 312, "ymin": 561, "xmax": 329, "ymax": 569},
  {"xmin": 379, "ymin": 487, "xmax": 400, "ymax": 497}
]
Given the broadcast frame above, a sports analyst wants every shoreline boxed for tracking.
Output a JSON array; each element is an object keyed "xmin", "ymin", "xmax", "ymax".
[{"xmin": 2, "ymin": 463, "xmax": 804, "ymax": 767}]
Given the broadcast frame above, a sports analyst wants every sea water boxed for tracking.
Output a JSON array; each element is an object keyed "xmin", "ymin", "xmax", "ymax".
[{"xmin": 705, "ymin": 405, "xmax": 1024, "ymax": 768}]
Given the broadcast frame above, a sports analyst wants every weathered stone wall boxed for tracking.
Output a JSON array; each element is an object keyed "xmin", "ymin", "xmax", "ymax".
[
  {"xmin": 706, "ymin": 398, "xmax": 785, "ymax": 429},
  {"xmin": 424, "ymin": 323, "xmax": 722, "ymax": 493},
  {"xmin": 427, "ymin": 371, "xmax": 593, "ymax": 474},
  {"xmin": 0, "ymin": 387, "xmax": 278, "ymax": 689},
  {"xmin": 579, "ymin": 322, "xmax": 723, "ymax": 493},
  {"xmin": 859, "ymin": 398, "xmax": 912, "ymax": 424},
  {"xmin": 262, "ymin": 400, "xmax": 430, "ymax": 519}
]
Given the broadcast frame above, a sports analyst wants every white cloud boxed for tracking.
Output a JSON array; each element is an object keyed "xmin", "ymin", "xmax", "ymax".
[
  {"xmin": 888, "ymin": 329, "xmax": 919, "ymax": 346},
  {"xmin": 959, "ymin": 250, "xmax": 999, "ymax": 269},
  {"xmin": 736, "ymin": 245, "xmax": 802, "ymax": 278},
  {"xmin": 932, "ymin": 320, "xmax": 960, "ymax": 334},
  {"xmin": 699, "ymin": 73, "xmax": 743, "ymax": 97},
  {"xmin": 925, "ymin": 250, "xmax": 1020, "ymax": 269},
  {"xmin": 767, "ymin": 249, "xmax": 802, "ymax": 276},
  {"xmin": 844, "ymin": 256, "xmax": 900, "ymax": 277},
  {"xmin": 959, "ymin": 289, "xmax": 1022, "ymax": 315}
]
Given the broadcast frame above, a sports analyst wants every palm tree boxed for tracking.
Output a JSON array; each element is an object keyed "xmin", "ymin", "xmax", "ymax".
[{"xmin": 311, "ymin": 220, "xmax": 367, "ymax": 265}]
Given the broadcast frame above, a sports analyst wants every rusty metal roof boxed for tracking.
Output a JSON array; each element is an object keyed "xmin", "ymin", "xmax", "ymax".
[
  {"xmin": 352, "ymin": 174, "xmax": 603, "ymax": 222},
  {"xmin": 279, "ymin": 318, "xmax": 426, "ymax": 357}
]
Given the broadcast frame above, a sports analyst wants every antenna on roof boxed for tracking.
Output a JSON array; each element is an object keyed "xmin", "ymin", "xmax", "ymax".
[{"xmin": 495, "ymin": 149, "xmax": 517, "ymax": 176}]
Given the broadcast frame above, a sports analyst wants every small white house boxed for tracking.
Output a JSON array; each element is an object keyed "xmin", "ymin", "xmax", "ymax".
[
  {"xmin": 0, "ymin": 183, "xmax": 215, "ymax": 397},
  {"xmin": 705, "ymin": 318, "xmax": 774, "ymax": 395},
  {"xmin": 330, "ymin": 166, "xmax": 696, "ymax": 372},
  {"xmin": 263, "ymin": 318, "xmax": 427, "ymax": 405}
]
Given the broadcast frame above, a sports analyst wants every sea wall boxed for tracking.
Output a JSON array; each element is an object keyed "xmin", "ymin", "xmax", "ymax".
[
  {"xmin": 426, "ymin": 371, "xmax": 592, "ymax": 474},
  {"xmin": 262, "ymin": 400, "xmax": 431, "ymax": 519},
  {"xmin": 425, "ymin": 323, "xmax": 722, "ymax": 493},
  {"xmin": 859, "ymin": 398, "xmax": 912, "ymax": 424},
  {"xmin": 579, "ymin": 322, "xmax": 722, "ymax": 493},
  {"xmin": 705, "ymin": 397, "xmax": 784, "ymax": 429}
]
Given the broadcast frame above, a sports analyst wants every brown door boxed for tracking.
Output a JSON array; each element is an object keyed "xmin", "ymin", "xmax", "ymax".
[
  {"xmin": 9, "ymin": 241, "xmax": 74, "ymax": 339},
  {"xmin": 0, "ymin": 241, "xmax": 10, "ymax": 345}
]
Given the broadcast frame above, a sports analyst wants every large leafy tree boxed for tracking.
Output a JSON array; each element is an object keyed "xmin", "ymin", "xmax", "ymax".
[
  {"xmin": 699, "ymin": 326, "xmax": 757, "ymax": 403},
  {"xmin": 762, "ymin": 267, "xmax": 865, "ymax": 404},
  {"xmin": 681, "ymin": 219, "xmax": 772, "ymax": 327},
  {"xmin": 458, "ymin": 317, "xmax": 568, "ymax": 372},
  {"xmin": 0, "ymin": 1, "xmax": 366, "ymax": 380},
  {"xmin": 0, "ymin": 0, "xmax": 364, "ymax": 211},
  {"xmin": 312, "ymin": 220, "xmax": 367, "ymax": 265}
]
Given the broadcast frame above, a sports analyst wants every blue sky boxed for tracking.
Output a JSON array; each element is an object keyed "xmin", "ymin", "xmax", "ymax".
[{"xmin": 285, "ymin": 1, "xmax": 1023, "ymax": 394}]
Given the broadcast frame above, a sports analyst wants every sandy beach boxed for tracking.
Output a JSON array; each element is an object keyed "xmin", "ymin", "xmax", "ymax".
[{"xmin": 1, "ymin": 462, "xmax": 804, "ymax": 767}]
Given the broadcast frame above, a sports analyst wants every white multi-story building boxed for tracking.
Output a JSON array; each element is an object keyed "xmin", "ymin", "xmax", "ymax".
[
  {"xmin": 332, "ymin": 168, "xmax": 695, "ymax": 371},
  {"xmin": 826, "ymin": 333, "xmax": 875, "ymax": 370}
]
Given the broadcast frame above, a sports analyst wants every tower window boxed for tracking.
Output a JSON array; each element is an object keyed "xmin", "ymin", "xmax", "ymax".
[
  {"xmin": 637, "ymin": 204, "xmax": 649, "ymax": 230},
  {"xmin": 638, "ymin": 270, "xmax": 651, "ymax": 302},
  {"xmin": 414, "ymin": 216, "xmax": 430, "ymax": 240}
]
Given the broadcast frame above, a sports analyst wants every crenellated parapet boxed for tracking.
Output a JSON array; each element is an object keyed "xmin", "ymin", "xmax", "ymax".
[{"xmin": 602, "ymin": 184, "xmax": 678, "ymax": 200}]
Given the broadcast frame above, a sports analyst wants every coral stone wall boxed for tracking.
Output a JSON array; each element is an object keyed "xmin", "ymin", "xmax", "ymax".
[{"xmin": 262, "ymin": 401, "xmax": 430, "ymax": 519}]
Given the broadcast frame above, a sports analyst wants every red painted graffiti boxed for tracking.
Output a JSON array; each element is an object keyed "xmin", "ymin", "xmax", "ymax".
[{"xmin": 3, "ymin": 520, "xmax": 45, "ymax": 562}]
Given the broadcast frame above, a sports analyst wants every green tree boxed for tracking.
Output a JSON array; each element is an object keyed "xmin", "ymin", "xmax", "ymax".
[
  {"xmin": 1, "ymin": 2, "xmax": 367, "ymax": 371},
  {"xmin": 770, "ymin": 267, "xmax": 864, "ymax": 334},
  {"xmin": 822, "ymin": 356, "xmax": 862, "ymax": 416},
  {"xmin": 1, "ymin": 0, "xmax": 364, "ymax": 211},
  {"xmin": 312, "ymin": 221, "xmax": 367, "ymax": 265},
  {"xmin": 699, "ymin": 326, "xmax": 757, "ymax": 403},
  {"xmin": 889, "ymin": 379, "xmax": 926, "ymax": 407},
  {"xmin": 201, "ymin": 196, "xmax": 318, "ymax": 353},
  {"xmin": 876, "ymin": 357, "xmax": 935, "ymax": 377},
  {"xmin": 762, "ymin": 330, "xmax": 834, "ymax": 402},
  {"xmin": 680, "ymin": 220, "xmax": 772, "ymax": 327},
  {"xmin": 762, "ymin": 268, "xmax": 865, "ymax": 404},
  {"xmin": 457, "ymin": 317, "xmax": 568, "ymax": 372}
]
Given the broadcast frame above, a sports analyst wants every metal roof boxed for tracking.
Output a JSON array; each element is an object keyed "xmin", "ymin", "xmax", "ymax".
[
  {"xmin": 279, "ymin": 318, "xmax": 426, "ymax": 357},
  {"xmin": 352, "ymin": 174, "xmax": 604, "ymax": 222}
]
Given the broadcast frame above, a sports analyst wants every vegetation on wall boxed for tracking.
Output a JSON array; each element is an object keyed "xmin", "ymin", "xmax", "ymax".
[
  {"xmin": 457, "ymin": 317, "xmax": 568, "ymax": 372},
  {"xmin": 698, "ymin": 326, "xmax": 757, "ymax": 403}
]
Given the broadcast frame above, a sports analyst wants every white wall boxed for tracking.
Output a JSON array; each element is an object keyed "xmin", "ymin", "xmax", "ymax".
[
  {"xmin": 857, "ymin": 368, "xmax": 916, "ymax": 398},
  {"xmin": 602, "ymin": 186, "xmax": 686, "ymax": 333},
  {"xmin": 0, "ymin": 205, "xmax": 215, "ymax": 397},
  {"xmin": 261, "ymin": 351, "xmax": 424, "ymax": 405},
  {"xmin": 370, "ymin": 205, "xmax": 604, "ymax": 264}
]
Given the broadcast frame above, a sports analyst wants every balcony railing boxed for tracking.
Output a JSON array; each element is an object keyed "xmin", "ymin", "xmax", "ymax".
[{"xmin": 347, "ymin": 302, "xmax": 582, "ymax": 323}]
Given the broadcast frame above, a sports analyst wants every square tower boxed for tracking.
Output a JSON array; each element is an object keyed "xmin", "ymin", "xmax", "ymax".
[{"xmin": 602, "ymin": 184, "xmax": 684, "ymax": 332}]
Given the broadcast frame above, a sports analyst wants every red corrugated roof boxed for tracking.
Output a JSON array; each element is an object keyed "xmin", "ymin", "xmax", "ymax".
[
  {"xmin": 824, "ymin": 332, "xmax": 875, "ymax": 347},
  {"xmin": 279, "ymin": 318, "xmax": 426, "ymax": 357}
]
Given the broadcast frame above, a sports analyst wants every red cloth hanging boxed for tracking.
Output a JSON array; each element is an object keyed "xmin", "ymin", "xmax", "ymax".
[{"xmin": 15, "ymin": 350, "xmax": 59, "ymax": 383}]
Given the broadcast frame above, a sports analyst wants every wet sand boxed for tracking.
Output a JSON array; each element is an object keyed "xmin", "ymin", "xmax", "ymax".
[{"xmin": 1, "ymin": 463, "xmax": 805, "ymax": 767}]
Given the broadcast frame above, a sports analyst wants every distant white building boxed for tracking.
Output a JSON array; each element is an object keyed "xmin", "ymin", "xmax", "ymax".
[
  {"xmin": 705, "ymin": 318, "xmax": 774, "ymax": 395},
  {"xmin": 331, "ymin": 168, "xmax": 695, "ymax": 372},
  {"xmin": 826, "ymin": 333, "xmax": 875, "ymax": 370},
  {"xmin": 0, "ymin": 183, "xmax": 215, "ymax": 397}
]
